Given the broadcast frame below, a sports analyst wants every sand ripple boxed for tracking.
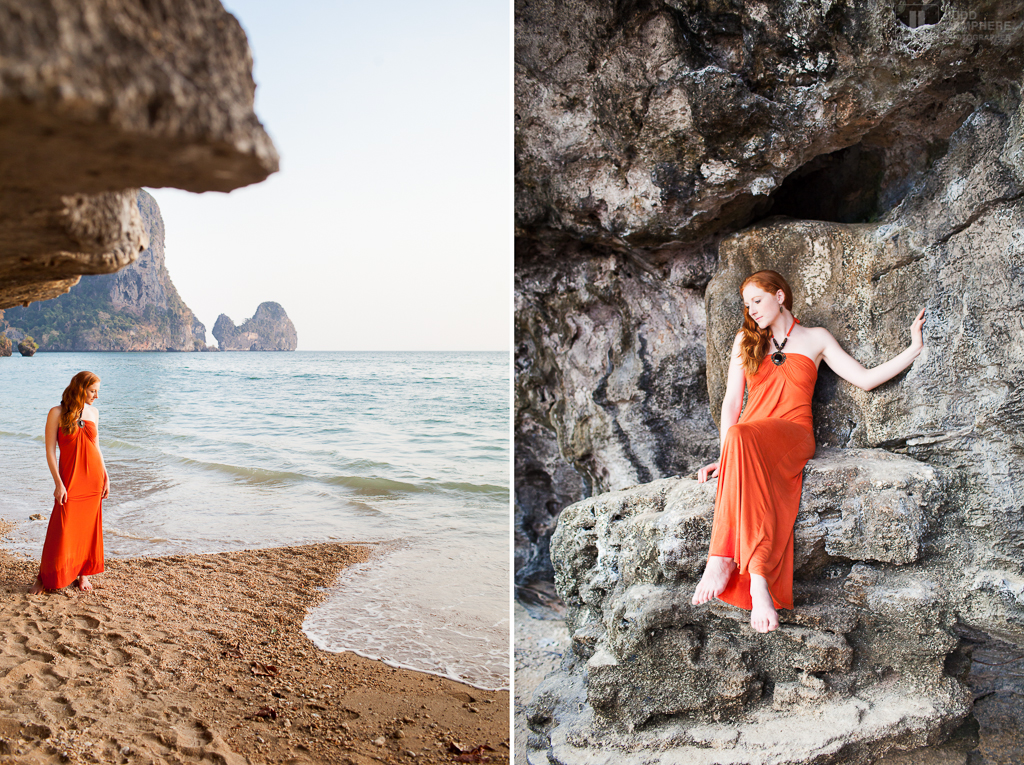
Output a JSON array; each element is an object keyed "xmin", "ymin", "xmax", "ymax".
[{"xmin": 0, "ymin": 531, "xmax": 509, "ymax": 764}]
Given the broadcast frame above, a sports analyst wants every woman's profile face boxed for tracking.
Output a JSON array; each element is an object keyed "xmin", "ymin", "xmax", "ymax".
[
  {"xmin": 86, "ymin": 383, "xmax": 100, "ymax": 405},
  {"xmin": 742, "ymin": 284, "xmax": 783, "ymax": 328}
]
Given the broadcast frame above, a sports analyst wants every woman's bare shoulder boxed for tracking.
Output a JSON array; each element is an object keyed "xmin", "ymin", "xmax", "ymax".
[
  {"xmin": 47, "ymin": 405, "xmax": 62, "ymax": 418},
  {"xmin": 798, "ymin": 323, "xmax": 829, "ymax": 334},
  {"xmin": 801, "ymin": 325, "xmax": 836, "ymax": 341}
]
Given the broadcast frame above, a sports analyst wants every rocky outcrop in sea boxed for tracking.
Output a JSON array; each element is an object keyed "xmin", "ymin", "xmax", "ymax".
[
  {"xmin": 3, "ymin": 191, "xmax": 207, "ymax": 351},
  {"xmin": 17, "ymin": 336, "xmax": 37, "ymax": 357},
  {"xmin": 517, "ymin": 0, "xmax": 1024, "ymax": 761},
  {"xmin": 213, "ymin": 302, "xmax": 297, "ymax": 351},
  {"xmin": 0, "ymin": 0, "xmax": 278, "ymax": 311}
]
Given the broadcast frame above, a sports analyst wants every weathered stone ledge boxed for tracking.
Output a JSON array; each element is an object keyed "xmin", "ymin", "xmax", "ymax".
[{"xmin": 528, "ymin": 448, "xmax": 975, "ymax": 764}]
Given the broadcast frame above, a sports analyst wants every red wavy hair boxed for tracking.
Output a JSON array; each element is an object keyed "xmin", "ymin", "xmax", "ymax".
[
  {"xmin": 59, "ymin": 371, "xmax": 100, "ymax": 435},
  {"xmin": 738, "ymin": 270, "xmax": 794, "ymax": 376}
]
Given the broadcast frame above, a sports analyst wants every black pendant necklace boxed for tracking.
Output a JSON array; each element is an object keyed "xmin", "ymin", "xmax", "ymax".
[{"xmin": 770, "ymin": 317, "xmax": 799, "ymax": 366}]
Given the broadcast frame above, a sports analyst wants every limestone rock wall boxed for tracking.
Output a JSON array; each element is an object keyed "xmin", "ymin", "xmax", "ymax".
[
  {"xmin": 516, "ymin": 0, "xmax": 1024, "ymax": 759},
  {"xmin": 515, "ymin": 239, "xmax": 719, "ymax": 590},
  {"xmin": 0, "ymin": 0, "xmax": 278, "ymax": 309},
  {"xmin": 514, "ymin": 0, "xmax": 1024, "ymax": 588},
  {"xmin": 516, "ymin": 0, "xmax": 1014, "ymax": 249},
  {"xmin": 213, "ymin": 302, "xmax": 297, "ymax": 351}
]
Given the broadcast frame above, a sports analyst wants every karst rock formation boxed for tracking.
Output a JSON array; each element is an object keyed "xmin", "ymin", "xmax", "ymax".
[
  {"xmin": 0, "ymin": 0, "xmax": 278, "ymax": 311},
  {"xmin": 516, "ymin": 0, "xmax": 1024, "ymax": 762},
  {"xmin": 2, "ymin": 191, "xmax": 207, "ymax": 351},
  {"xmin": 213, "ymin": 302, "xmax": 297, "ymax": 351}
]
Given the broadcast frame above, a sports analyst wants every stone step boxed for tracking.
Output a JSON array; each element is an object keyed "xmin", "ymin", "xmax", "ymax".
[{"xmin": 547, "ymin": 447, "xmax": 966, "ymax": 739}]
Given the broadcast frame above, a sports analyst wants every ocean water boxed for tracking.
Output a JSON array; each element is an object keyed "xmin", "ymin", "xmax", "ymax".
[{"xmin": 0, "ymin": 351, "xmax": 509, "ymax": 690}]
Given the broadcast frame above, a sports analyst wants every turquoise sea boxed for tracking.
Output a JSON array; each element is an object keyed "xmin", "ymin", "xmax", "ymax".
[{"xmin": 0, "ymin": 351, "xmax": 509, "ymax": 690}]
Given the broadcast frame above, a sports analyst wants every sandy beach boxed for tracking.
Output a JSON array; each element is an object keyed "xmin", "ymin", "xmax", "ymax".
[{"xmin": 0, "ymin": 522, "xmax": 509, "ymax": 765}]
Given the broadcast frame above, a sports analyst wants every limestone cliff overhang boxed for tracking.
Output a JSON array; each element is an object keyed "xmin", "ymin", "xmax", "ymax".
[{"xmin": 0, "ymin": 0, "xmax": 280, "ymax": 309}]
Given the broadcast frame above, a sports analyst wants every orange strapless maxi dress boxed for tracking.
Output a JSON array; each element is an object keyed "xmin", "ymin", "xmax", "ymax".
[
  {"xmin": 708, "ymin": 353, "xmax": 817, "ymax": 611},
  {"xmin": 38, "ymin": 421, "xmax": 105, "ymax": 589}
]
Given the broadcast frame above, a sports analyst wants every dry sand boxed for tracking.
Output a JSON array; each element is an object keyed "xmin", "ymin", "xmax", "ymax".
[{"xmin": 0, "ymin": 522, "xmax": 509, "ymax": 765}]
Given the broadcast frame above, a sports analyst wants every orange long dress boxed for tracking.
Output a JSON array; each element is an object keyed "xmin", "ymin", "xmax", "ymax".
[
  {"xmin": 38, "ymin": 420, "xmax": 105, "ymax": 589},
  {"xmin": 708, "ymin": 352, "xmax": 817, "ymax": 611}
]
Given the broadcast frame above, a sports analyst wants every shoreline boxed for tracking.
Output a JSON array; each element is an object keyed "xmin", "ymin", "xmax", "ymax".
[
  {"xmin": 0, "ymin": 526, "xmax": 509, "ymax": 764},
  {"xmin": 309, "ymin": 643, "xmax": 510, "ymax": 696},
  {"xmin": 301, "ymin": 542, "xmax": 509, "ymax": 695}
]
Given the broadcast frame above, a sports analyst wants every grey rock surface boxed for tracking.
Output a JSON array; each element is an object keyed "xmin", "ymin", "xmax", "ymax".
[
  {"xmin": 213, "ymin": 302, "xmax": 297, "ymax": 351},
  {"xmin": 515, "ymin": 602, "xmax": 569, "ymax": 765},
  {"xmin": 516, "ymin": 0, "xmax": 1020, "ymax": 249},
  {"xmin": 515, "ymin": 242, "xmax": 719, "ymax": 591},
  {"xmin": 0, "ymin": 0, "xmax": 279, "ymax": 309},
  {"xmin": 516, "ymin": 0, "xmax": 1024, "ymax": 757},
  {"xmin": 530, "ymin": 451, "xmax": 972, "ymax": 762}
]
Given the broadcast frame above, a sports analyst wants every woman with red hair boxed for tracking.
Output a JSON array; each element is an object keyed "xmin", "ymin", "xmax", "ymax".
[
  {"xmin": 29, "ymin": 371, "xmax": 108, "ymax": 594},
  {"xmin": 691, "ymin": 271, "xmax": 925, "ymax": 633}
]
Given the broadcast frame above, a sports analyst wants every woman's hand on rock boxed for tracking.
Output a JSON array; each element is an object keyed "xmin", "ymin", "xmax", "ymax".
[
  {"xmin": 697, "ymin": 462, "xmax": 720, "ymax": 483},
  {"xmin": 54, "ymin": 483, "xmax": 67, "ymax": 505},
  {"xmin": 910, "ymin": 308, "xmax": 926, "ymax": 351}
]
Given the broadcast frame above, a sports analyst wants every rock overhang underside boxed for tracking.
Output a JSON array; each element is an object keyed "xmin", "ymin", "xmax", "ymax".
[{"xmin": 0, "ymin": 0, "xmax": 279, "ymax": 310}]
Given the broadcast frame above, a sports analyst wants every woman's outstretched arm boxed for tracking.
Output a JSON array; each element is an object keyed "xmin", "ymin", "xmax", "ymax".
[
  {"xmin": 820, "ymin": 308, "xmax": 926, "ymax": 391},
  {"xmin": 698, "ymin": 333, "xmax": 746, "ymax": 483}
]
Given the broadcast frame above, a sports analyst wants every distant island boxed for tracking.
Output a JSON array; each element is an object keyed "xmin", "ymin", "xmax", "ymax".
[
  {"xmin": 213, "ymin": 302, "xmax": 297, "ymax": 351},
  {"xmin": 0, "ymin": 191, "xmax": 297, "ymax": 352}
]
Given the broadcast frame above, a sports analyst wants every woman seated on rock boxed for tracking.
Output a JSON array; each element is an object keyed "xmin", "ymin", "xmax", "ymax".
[{"xmin": 692, "ymin": 270, "xmax": 925, "ymax": 633}]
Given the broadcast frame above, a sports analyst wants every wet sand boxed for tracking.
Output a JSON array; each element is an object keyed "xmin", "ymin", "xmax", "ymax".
[{"xmin": 0, "ymin": 523, "xmax": 509, "ymax": 764}]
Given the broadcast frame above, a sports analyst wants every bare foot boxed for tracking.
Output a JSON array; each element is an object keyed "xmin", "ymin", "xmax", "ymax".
[
  {"xmin": 691, "ymin": 556, "xmax": 736, "ymax": 606},
  {"xmin": 28, "ymin": 576, "xmax": 45, "ymax": 595},
  {"xmin": 750, "ymin": 574, "xmax": 779, "ymax": 633},
  {"xmin": 76, "ymin": 576, "xmax": 93, "ymax": 592}
]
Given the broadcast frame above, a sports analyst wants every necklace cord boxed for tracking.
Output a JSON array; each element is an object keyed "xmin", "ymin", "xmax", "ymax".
[
  {"xmin": 770, "ymin": 317, "xmax": 800, "ymax": 366},
  {"xmin": 772, "ymin": 317, "xmax": 799, "ymax": 351}
]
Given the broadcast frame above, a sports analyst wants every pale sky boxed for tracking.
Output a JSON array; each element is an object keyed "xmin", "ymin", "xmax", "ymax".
[{"xmin": 149, "ymin": 0, "xmax": 510, "ymax": 351}]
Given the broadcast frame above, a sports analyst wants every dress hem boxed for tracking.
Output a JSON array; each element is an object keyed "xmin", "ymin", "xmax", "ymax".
[{"xmin": 39, "ymin": 562, "xmax": 104, "ymax": 591}]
